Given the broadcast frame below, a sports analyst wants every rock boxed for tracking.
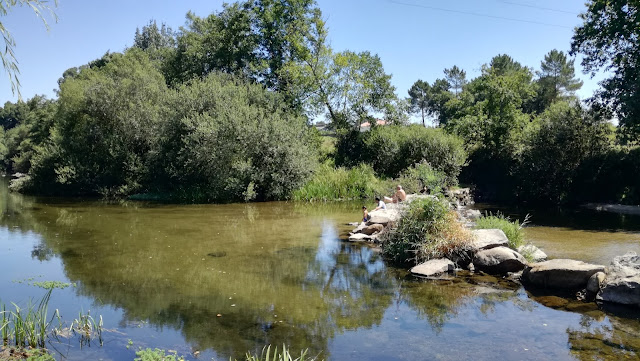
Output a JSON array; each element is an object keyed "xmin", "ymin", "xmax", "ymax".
[
  {"xmin": 347, "ymin": 233, "xmax": 372, "ymax": 242},
  {"xmin": 472, "ymin": 246, "xmax": 527, "ymax": 274},
  {"xmin": 535, "ymin": 295, "xmax": 569, "ymax": 309},
  {"xmin": 361, "ymin": 223, "xmax": 384, "ymax": 235},
  {"xmin": 367, "ymin": 208, "xmax": 401, "ymax": 225},
  {"xmin": 517, "ymin": 244, "xmax": 548, "ymax": 262},
  {"xmin": 464, "ymin": 209, "xmax": 482, "ymax": 220},
  {"xmin": 522, "ymin": 259, "xmax": 606, "ymax": 289},
  {"xmin": 587, "ymin": 272, "xmax": 606, "ymax": 293},
  {"xmin": 348, "ymin": 222, "xmax": 360, "ymax": 226},
  {"xmin": 350, "ymin": 222, "xmax": 367, "ymax": 234},
  {"xmin": 597, "ymin": 252, "xmax": 640, "ymax": 307},
  {"xmin": 411, "ymin": 259, "xmax": 455, "ymax": 277},
  {"xmin": 470, "ymin": 229, "xmax": 509, "ymax": 251}
]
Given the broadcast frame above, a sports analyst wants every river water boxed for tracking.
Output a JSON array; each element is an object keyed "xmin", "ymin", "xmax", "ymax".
[{"xmin": 1, "ymin": 178, "xmax": 639, "ymax": 360}]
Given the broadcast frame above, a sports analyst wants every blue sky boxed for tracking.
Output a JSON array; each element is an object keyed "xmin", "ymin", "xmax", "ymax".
[{"xmin": 1, "ymin": 0, "xmax": 604, "ymax": 113}]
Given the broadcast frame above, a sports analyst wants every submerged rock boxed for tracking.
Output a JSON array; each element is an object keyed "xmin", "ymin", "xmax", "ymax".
[
  {"xmin": 518, "ymin": 244, "xmax": 548, "ymax": 262},
  {"xmin": 411, "ymin": 258, "xmax": 455, "ymax": 277},
  {"xmin": 597, "ymin": 252, "xmax": 640, "ymax": 307},
  {"xmin": 470, "ymin": 229, "xmax": 509, "ymax": 250},
  {"xmin": 522, "ymin": 259, "xmax": 605, "ymax": 289},
  {"xmin": 473, "ymin": 246, "xmax": 527, "ymax": 274},
  {"xmin": 348, "ymin": 233, "xmax": 373, "ymax": 242}
]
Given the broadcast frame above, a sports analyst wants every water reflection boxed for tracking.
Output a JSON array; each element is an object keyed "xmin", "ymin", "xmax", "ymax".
[{"xmin": 1, "ymin": 178, "xmax": 640, "ymax": 360}]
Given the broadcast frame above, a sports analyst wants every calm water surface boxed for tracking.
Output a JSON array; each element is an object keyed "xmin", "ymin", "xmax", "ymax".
[{"xmin": 1, "ymin": 179, "xmax": 640, "ymax": 360}]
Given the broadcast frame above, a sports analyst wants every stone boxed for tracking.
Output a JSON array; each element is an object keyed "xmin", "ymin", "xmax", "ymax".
[
  {"xmin": 517, "ymin": 244, "xmax": 548, "ymax": 262},
  {"xmin": 472, "ymin": 246, "xmax": 527, "ymax": 274},
  {"xmin": 465, "ymin": 209, "xmax": 482, "ymax": 220},
  {"xmin": 367, "ymin": 208, "xmax": 401, "ymax": 225},
  {"xmin": 597, "ymin": 252, "xmax": 640, "ymax": 307},
  {"xmin": 361, "ymin": 223, "xmax": 384, "ymax": 235},
  {"xmin": 469, "ymin": 229, "xmax": 509, "ymax": 250},
  {"xmin": 587, "ymin": 272, "xmax": 606, "ymax": 293},
  {"xmin": 535, "ymin": 296, "xmax": 569, "ymax": 309},
  {"xmin": 351, "ymin": 222, "xmax": 367, "ymax": 234},
  {"xmin": 347, "ymin": 233, "xmax": 372, "ymax": 242},
  {"xmin": 522, "ymin": 259, "xmax": 606, "ymax": 289},
  {"xmin": 410, "ymin": 258, "xmax": 455, "ymax": 277}
]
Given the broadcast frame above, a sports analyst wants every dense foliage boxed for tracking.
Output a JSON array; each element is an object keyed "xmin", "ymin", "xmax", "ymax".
[
  {"xmin": 334, "ymin": 125, "xmax": 466, "ymax": 184},
  {"xmin": 475, "ymin": 214, "xmax": 526, "ymax": 250},
  {"xmin": 381, "ymin": 197, "xmax": 473, "ymax": 265},
  {"xmin": 1, "ymin": 0, "xmax": 639, "ymax": 207}
]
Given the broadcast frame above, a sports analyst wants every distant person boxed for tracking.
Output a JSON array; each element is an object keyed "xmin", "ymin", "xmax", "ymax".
[
  {"xmin": 384, "ymin": 185, "xmax": 407, "ymax": 203},
  {"xmin": 373, "ymin": 196, "xmax": 386, "ymax": 211},
  {"xmin": 362, "ymin": 206, "xmax": 370, "ymax": 222}
]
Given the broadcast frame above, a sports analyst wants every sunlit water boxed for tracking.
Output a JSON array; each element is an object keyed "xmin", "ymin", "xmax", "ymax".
[{"xmin": 1, "ymin": 178, "xmax": 639, "ymax": 360}]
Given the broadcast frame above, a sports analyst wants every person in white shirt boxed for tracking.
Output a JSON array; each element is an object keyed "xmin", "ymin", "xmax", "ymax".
[{"xmin": 373, "ymin": 196, "xmax": 386, "ymax": 211}]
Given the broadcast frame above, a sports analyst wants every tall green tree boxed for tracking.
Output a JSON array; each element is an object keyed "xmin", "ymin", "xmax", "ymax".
[
  {"xmin": 133, "ymin": 20, "xmax": 176, "ymax": 50},
  {"xmin": 535, "ymin": 49, "xmax": 582, "ymax": 111},
  {"xmin": 571, "ymin": 0, "xmax": 640, "ymax": 140},
  {"xmin": 444, "ymin": 65, "xmax": 466, "ymax": 96},
  {"xmin": 407, "ymin": 80, "xmax": 431, "ymax": 127}
]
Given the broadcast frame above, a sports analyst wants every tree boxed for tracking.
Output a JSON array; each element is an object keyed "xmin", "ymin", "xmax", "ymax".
[
  {"xmin": 444, "ymin": 65, "xmax": 466, "ymax": 96},
  {"xmin": 407, "ymin": 80, "xmax": 431, "ymax": 127},
  {"xmin": 133, "ymin": 20, "xmax": 176, "ymax": 50},
  {"xmin": 571, "ymin": 0, "xmax": 640, "ymax": 140},
  {"xmin": 0, "ymin": 0, "xmax": 57, "ymax": 97},
  {"xmin": 535, "ymin": 49, "xmax": 582, "ymax": 110}
]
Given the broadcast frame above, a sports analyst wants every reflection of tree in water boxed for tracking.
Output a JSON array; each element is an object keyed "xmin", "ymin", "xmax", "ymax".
[
  {"xmin": 1, "ymin": 195, "xmax": 396, "ymax": 359},
  {"xmin": 398, "ymin": 278, "xmax": 476, "ymax": 333},
  {"xmin": 567, "ymin": 314, "xmax": 640, "ymax": 360}
]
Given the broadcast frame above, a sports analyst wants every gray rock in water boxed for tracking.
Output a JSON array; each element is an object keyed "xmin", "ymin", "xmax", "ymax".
[
  {"xmin": 473, "ymin": 246, "xmax": 527, "ymax": 274},
  {"xmin": 597, "ymin": 252, "xmax": 640, "ymax": 307},
  {"xmin": 347, "ymin": 233, "xmax": 372, "ymax": 242},
  {"xmin": 517, "ymin": 244, "xmax": 548, "ymax": 262},
  {"xmin": 411, "ymin": 258, "xmax": 455, "ymax": 277},
  {"xmin": 522, "ymin": 259, "xmax": 605, "ymax": 289},
  {"xmin": 470, "ymin": 229, "xmax": 509, "ymax": 251},
  {"xmin": 587, "ymin": 272, "xmax": 606, "ymax": 293},
  {"xmin": 362, "ymin": 223, "xmax": 384, "ymax": 235}
]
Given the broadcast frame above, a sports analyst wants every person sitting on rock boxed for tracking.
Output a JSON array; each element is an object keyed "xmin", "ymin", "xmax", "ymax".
[
  {"xmin": 373, "ymin": 197, "xmax": 386, "ymax": 211},
  {"xmin": 384, "ymin": 185, "xmax": 407, "ymax": 203},
  {"xmin": 362, "ymin": 206, "xmax": 370, "ymax": 222}
]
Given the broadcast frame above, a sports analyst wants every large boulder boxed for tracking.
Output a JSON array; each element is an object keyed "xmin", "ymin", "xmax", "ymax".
[
  {"xmin": 411, "ymin": 259, "xmax": 454, "ymax": 277},
  {"xmin": 522, "ymin": 259, "xmax": 605, "ymax": 289},
  {"xmin": 597, "ymin": 252, "xmax": 640, "ymax": 307},
  {"xmin": 470, "ymin": 229, "xmax": 509, "ymax": 251},
  {"xmin": 517, "ymin": 244, "xmax": 548, "ymax": 262},
  {"xmin": 587, "ymin": 272, "xmax": 606, "ymax": 294},
  {"xmin": 367, "ymin": 209, "xmax": 401, "ymax": 226},
  {"xmin": 472, "ymin": 246, "xmax": 527, "ymax": 274}
]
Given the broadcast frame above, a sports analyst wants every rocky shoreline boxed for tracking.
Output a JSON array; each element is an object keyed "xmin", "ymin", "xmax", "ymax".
[{"xmin": 345, "ymin": 190, "xmax": 640, "ymax": 309}]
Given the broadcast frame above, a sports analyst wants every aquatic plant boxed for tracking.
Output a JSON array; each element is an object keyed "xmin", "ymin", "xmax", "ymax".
[
  {"xmin": 475, "ymin": 212, "xmax": 529, "ymax": 250},
  {"xmin": 0, "ymin": 289, "xmax": 52, "ymax": 348},
  {"xmin": 381, "ymin": 197, "xmax": 473, "ymax": 264},
  {"xmin": 134, "ymin": 348, "xmax": 185, "ymax": 361},
  {"xmin": 69, "ymin": 310, "xmax": 103, "ymax": 347},
  {"xmin": 239, "ymin": 345, "xmax": 321, "ymax": 361}
]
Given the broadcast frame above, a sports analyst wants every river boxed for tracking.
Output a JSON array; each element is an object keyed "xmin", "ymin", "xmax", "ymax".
[{"xmin": 1, "ymin": 178, "xmax": 639, "ymax": 360}]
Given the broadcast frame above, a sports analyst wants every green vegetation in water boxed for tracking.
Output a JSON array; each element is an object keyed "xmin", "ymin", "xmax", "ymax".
[
  {"xmin": 475, "ymin": 213, "xmax": 529, "ymax": 250},
  {"xmin": 134, "ymin": 348, "xmax": 185, "ymax": 361},
  {"xmin": 0, "ymin": 347, "xmax": 55, "ymax": 361},
  {"xmin": 238, "ymin": 345, "xmax": 321, "ymax": 361},
  {"xmin": 381, "ymin": 197, "xmax": 473, "ymax": 265},
  {"xmin": 69, "ymin": 310, "xmax": 103, "ymax": 347},
  {"xmin": 31, "ymin": 281, "xmax": 75, "ymax": 290}
]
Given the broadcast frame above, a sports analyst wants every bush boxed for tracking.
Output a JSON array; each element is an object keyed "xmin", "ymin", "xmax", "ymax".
[
  {"xmin": 381, "ymin": 197, "xmax": 473, "ymax": 265},
  {"xmin": 335, "ymin": 125, "xmax": 466, "ymax": 185},
  {"xmin": 157, "ymin": 73, "xmax": 317, "ymax": 202},
  {"xmin": 474, "ymin": 213, "xmax": 527, "ymax": 250},
  {"xmin": 292, "ymin": 163, "xmax": 381, "ymax": 201}
]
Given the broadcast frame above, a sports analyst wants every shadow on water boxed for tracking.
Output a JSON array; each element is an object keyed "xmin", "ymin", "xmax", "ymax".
[{"xmin": 474, "ymin": 202, "xmax": 640, "ymax": 233}]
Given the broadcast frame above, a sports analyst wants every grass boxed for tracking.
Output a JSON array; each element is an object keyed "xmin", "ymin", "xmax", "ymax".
[
  {"xmin": 380, "ymin": 197, "xmax": 474, "ymax": 265},
  {"xmin": 0, "ymin": 290, "xmax": 52, "ymax": 349},
  {"xmin": 69, "ymin": 310, "xmax": 103, "ymax": 347},
  {"xmin": 238, "ymin": 345, "xmax": 321, "ymax": 361},
  {"xmin": 134, "ymin": 348, "xmax": 185, "ymax": 361},
  {"xmin": 475, "ymin": 212, "xmax": 529, "ymax": 250}
]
